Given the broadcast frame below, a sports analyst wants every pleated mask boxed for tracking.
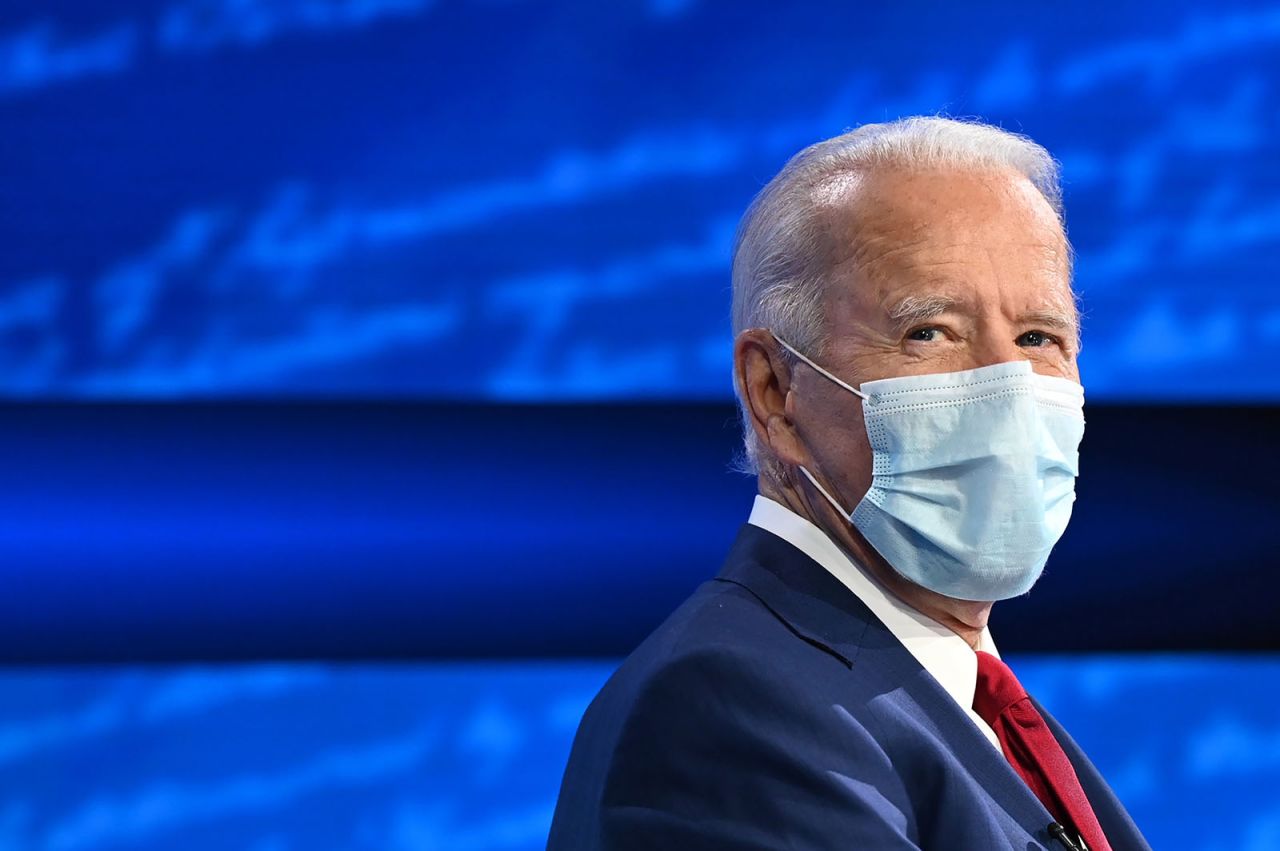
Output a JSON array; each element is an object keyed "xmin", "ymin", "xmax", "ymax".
[{"xmin": 773, "ymin": 332, "xmax": 1085, "ymax": 602}]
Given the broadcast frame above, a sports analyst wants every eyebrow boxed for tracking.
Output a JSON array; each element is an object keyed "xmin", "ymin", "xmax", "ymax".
[
  {"xmin": 885, "ymin": 293, "xmax": 959, "ymax": 331},
  {"xmin": 1019, "ymin": 308, "xmax": 1079, "ymax": 334}
]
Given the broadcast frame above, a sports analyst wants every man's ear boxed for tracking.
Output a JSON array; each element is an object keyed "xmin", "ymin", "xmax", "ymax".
[{"xmin": 734, "ymin": 329, "xmax": 809, "ymax": 468}]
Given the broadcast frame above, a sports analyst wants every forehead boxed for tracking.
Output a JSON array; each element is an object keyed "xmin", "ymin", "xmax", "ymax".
[{"xmin": 815, "ymin": 166, "xmax": 1074, "ymax": 323}]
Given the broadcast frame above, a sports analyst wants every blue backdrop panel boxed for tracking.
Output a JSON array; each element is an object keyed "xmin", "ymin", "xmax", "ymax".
[
  {"xmin": 2, "ymin": 1, "xmax": 1279, "ymax": 399},
  {"xmin": 0, "ymin": 657, "xmax": 1275, "ymax": 850},
  {"xmin": 0, "ymin": 403, "xmax": 1275, "ymax": 662}
]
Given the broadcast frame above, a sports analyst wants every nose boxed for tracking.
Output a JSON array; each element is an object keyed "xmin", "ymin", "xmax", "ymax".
[{"xmin": 969, "ymin": 327, "xmax": 1024, "ymax": 369}]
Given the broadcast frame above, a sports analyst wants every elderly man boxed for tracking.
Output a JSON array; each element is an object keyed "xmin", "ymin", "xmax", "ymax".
[{"xmin": 547, "ymin": 117, "xmax": 1150, "ymax": 850}]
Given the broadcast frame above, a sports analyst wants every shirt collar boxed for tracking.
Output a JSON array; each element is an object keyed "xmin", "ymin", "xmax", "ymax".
[{"xmin": 746, "ymin": 494, "xmax": 999, "ymax": 715}]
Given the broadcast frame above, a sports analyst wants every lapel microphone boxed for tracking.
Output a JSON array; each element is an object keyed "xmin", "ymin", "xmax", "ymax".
[{"xmin": 1048, "ymin": 822, "xmax": 1089, "ymax": 851}]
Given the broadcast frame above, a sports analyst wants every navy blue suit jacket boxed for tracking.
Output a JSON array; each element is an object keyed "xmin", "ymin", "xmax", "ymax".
[{"xmin": 548, "ymin": 523, "xmax": 1151, "ymax": 850}]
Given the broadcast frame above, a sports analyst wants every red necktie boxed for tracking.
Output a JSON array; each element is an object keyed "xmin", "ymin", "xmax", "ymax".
[{"xmin": 972, "ymin": 651, "xmax": 1112, "ymax": 851}]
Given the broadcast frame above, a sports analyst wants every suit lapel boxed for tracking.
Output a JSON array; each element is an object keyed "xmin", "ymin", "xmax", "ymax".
[
  {"xmin": 1034, "ymin": 698, "xmax": 1152, "ymax": 851},
  {"xmin": 714, "ymin": 524, "xmax": 1062, "ymax": 842},
  {"xmin": 713, "ymin": 524, "xmax": 873, "ymax": 668}
]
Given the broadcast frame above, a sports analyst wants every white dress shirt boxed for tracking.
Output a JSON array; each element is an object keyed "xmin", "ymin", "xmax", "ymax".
[{"xmin": 747, "ymin": 494, "xmax": 1003, "ymax": 751}]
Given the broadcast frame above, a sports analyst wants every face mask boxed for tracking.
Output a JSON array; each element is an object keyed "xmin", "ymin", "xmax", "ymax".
[{"xmin": 772, "ymin": 333, "xmax": 1085, "ymax": 602}]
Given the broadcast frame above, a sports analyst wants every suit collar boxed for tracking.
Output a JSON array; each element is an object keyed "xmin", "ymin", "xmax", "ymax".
[
  {"xmin": 715, "ymin": 522, "xmax": 1147, "ymax": 849},
  {"xmin": 712, "ymin": 522, "xmax": 1071, "ymax": 842},
  {"xmin": 743, "ymin": 494, "xmax": 1000, "ymax": 725},
  {"xmin": 713, "ymin": 522, "xmax": 874, "ymax": 669}
]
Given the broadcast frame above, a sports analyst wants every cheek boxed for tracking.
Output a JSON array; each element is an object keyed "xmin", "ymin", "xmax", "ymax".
[
  {"xmin": 806, "ymin": 402, "xmax": 876, "ymax": 502},
  {"xmin": 1051, "ymin": 352, "xmax": 1081, "ymax": 383},
  {"xmin": 1029, "ymin": 347, "xmax": 1080, "ymax": 381}
]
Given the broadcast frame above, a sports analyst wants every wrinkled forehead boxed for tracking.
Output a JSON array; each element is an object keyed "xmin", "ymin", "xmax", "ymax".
[
  {"xmin": 813, "ymin": 164, "xmax": 1069, "ymax": 260},
  {"xmin": 811, "ymin": 166, "xmax": 1076, "ymax": 322}
]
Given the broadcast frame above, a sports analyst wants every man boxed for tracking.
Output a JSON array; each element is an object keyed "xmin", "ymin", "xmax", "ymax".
[{"xmin": 547, "ymin": 117, "xmax": 1150, "ymax": 850}]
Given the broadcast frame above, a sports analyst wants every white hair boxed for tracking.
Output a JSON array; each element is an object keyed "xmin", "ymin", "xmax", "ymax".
[{"xmin": 730, "ymin": 116, "xmax": 1067, "ymax": 476}]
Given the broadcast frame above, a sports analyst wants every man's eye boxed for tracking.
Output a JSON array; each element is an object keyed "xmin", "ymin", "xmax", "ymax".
[
  {"xmin": 1017, "ymin": 330, "xmax": 1059, "ymax": 348},
  {"xmin": 906, "ymin": 327, "xmax": 945, "ymax": 343}
]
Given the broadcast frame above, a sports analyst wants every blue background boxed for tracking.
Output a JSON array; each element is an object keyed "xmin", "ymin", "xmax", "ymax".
[
  {"xmin": 2, "ymin": 658, "xmax": 1279, "ymax": 851},
  {"xmin": 2, "ymin": 0, "xmax": 1280, "ymax": 399},
  {"xmin": 1, "ymin": 0, "xmax": 1278, "ymax": 847}
]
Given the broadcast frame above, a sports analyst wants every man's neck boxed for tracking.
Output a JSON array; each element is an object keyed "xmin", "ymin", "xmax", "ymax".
[{"xmin": 760, "ymin": 477, "xmax": 994, "ymax": 651}]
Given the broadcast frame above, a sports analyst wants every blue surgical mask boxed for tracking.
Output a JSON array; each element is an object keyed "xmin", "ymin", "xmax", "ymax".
[{"xmin": 773, "ymin": 333, "xmax": 1085, "ymax": 602}]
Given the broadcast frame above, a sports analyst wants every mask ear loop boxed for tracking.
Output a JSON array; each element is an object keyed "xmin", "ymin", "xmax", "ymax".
[
  {"xmin": 769, "ymin": 332, "xmax": 869, "ymax": 400},
  {"xmin": 797, "ymin": 465, "xmax": 856, "ymax": 522},
  {"xmin": 767, "ymin": 331, "xmax": 867, "ymax": 521}
]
